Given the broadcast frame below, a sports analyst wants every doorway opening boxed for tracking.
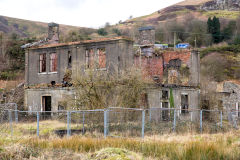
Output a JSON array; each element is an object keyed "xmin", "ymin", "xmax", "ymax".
[
  {"xmin": 181, "ymin": 94, "xmax": 189, "ymax": 114},
  {"xmin": 42, "ymin": 96, "xmax": 51, "ymax": 116}
]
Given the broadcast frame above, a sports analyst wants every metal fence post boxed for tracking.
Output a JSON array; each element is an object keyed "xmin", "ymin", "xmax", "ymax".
[
  {"xmin": 200, "ymin": 110, "xmax": 203, "ymax": 133},
  {"xmin": 14, "ymin": 104, "xmax": 18, "ymax": 123},
  {"xmin": 149, "ymin": 108, "xmax": 151, "ymax": 122},
  {"xmin": 104, "ymin": 110, "xmax": 108, "ymax": 138},
  {"xmin": 220, "ymin": 111, "xmax": 223, "ymax": 128},
  {"xmin": 173, "ymin": 109, "xmax": 176, "ymax": 132},
  {"xmin": 82, "ymin": 111, "xmax": 85, "ymax": 135},
  {"xmin": 37, "ymin": 111, "xmax": 39, "ymax": 137},
  {"xmin": 67, "ymin": 111, "xmax": 71, "ymax": 137},
  {"xmin": 8, "ymin": 110, "xmax": 13, "ymax": 136},
  {"xmin": 142, "ymin": 110, "xmax": 145, "ymax": 139}
]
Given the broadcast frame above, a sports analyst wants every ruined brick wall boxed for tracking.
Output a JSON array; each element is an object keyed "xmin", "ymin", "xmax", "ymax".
[
  {"xmin": 134, "ymin": 56, "xmax": 163, "ymax": 81},
  {"xmin": 135, "ymin": 50, "xmax": 192, "ymax": 83},
  {"xmin": 163, "ymin": 50, "xmax": 191, "ymax": 66}
]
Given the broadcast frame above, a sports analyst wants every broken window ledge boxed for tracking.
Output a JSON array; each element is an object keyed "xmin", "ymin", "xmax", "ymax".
[
  {"xmin": 38, "ymin": 72, "xmax": 47, "ymax": 75},
  {"xmin": 84, "ymin": 68, "xmax": 107, "ymax": 72},
  {"xmin": 38, "ymin": 72, "xmax": 58, "ymax": 75},
  {"xmin": 96, "ymin": 68, "xmax": 107, "ymax": 71},
  {"xmin": 48, "ymin": 72, "xmax": 58, "ymax": 74}
]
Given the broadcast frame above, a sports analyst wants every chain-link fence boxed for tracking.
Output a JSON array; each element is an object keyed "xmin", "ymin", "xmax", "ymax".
[{"xmin": 0, "ymin": 106, "xmax": 239, "ymax": 139}]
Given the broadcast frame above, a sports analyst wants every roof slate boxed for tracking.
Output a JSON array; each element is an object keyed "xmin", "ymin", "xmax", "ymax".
[{"xmin": 30, "ymin": 36, "xmax": 133, "ymax": 49}]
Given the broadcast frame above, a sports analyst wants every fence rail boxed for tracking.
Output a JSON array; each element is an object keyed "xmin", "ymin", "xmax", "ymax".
[{"xmin": 0, "ymin": 107, "xmax": 239, "ymax": 139}]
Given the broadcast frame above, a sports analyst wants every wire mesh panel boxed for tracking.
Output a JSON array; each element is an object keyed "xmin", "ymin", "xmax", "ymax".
[
  {"xmin": 17, "ymin": 111, "xmax": 37, "ymax": 137},
  {"xmin": 71, "ymin": 110, "xmax": 104, "ymax": 137},
  {"xmin": 202, "ymin": 110, "xmax": 222, "ymax": 133},
  {"xmin": 38, "ymin": 111, "xmax": 67, "ymax": 137},
  {"xmin": 145, "ymin": 108, "xmax": 175, "ymax": 136},
  {"xmin": 176, "ymin": 109, "xmax": 200, "ymax": 134},
  {"xmin": 108, "ymin": 108, "xmax": 143, "ymax": 138},
  {"xmin": 1, "ymin": 108, "xmax": 239, "ymax": 139},
  {"xmin": 0, "ymin": 110, "xmax": 11, "ymax": 137}
]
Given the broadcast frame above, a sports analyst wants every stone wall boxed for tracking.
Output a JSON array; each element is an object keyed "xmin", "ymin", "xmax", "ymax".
[
  {"xmin": 222, "ymin": 81, "xmax": 240, "ymax": 111},
  {"xmin": 201, "ymin": 0, "xmax": 240, "ymax": 11},
  {"xmin": 25, "ymin": 39, "xmax": 133, "ymax": 86},
  {"xmin": 24, "ymin": 88, "xmax": 74, "ymax": 111},
  {"xmin": 147, "ymin": 86, "xmax": 200, "ymax": 121},
  {"xmin": 138, "ymin": 27, "xmax": 155, "ymax": 45}
]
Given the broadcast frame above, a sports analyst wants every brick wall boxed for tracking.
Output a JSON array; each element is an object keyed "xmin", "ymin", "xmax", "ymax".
[{"xmin": 135, "ymin": 50, "xmax": 191, "ymax": 82}]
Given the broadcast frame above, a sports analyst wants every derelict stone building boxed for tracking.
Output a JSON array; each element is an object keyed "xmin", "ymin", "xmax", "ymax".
[
  {"xmin": 24, "ymin": 24, "xmax": 200, "ymax": 120},
  {"xmin": 24, "ymin": 26, "xmax": 133, "ymax": 112}
]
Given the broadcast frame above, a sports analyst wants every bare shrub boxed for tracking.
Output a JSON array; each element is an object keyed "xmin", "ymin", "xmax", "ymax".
[{"xmin": 70, "ymin": 67, "xmax": 148, "ymax": 110}]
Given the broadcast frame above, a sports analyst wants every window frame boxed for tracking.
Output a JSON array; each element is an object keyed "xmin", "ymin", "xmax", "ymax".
[
  {"xmin": 39, "ymin": 53, "xmax": 46, "ymax": 73},
  {"xmin": 97, "ymin": 48, "xmax": 106, "ymax": 69},
  {"xmin": 49, "ymin": 53, "xmax": 58, "ymax": 73}
]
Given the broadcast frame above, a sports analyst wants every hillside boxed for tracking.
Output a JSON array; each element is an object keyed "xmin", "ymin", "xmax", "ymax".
[
  {"xmin": 119, "ymin": 0, "xmax": 240, "ymax": 29},
  {"xmin": 0, "ymin": 15, "xmax": 95, "ymax": 38}
]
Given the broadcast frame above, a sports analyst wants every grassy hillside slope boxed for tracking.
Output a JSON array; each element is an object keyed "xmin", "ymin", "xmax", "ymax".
[{"xmin": 0, "ymin": 15, "xmax": 94, "ymax": 38}]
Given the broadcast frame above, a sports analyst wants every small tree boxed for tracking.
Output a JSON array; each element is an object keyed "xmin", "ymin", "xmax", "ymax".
[{"xmin": 207, "ymin": 16, "xmax": 221, "ymax": 43}]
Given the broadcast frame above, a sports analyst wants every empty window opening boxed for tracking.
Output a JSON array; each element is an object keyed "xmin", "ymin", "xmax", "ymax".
[
  {"xmin": 50, "ymin": 53, "xmax": 57, "ymax": 72},
  {"xmin": 202, "ymin": 100, "xmax": 210, "ymax": 120},
  {"xmin": 58, "ymin": 105, "xmax": 65, "ymax": 111},
  {"xmin": 97, "ymin": 48, "xmax": 106, "ymax": 69},
  {"xmin": 42, "ymin": 96, "xmax": 51, "ymax": 116},
  {"xmin": 141, "ymin": 93, "xmax": 149, "ymax": 108},
  {"xmin": 162, "ymin": 102, "xmax": 169, "ymax": 121},
  {"xmin": 85, "ymin": 49, "xmax": 94, "ymax": 68},
  {"xmin": 68, "ymin": 51, "xmax": 72, "ymax": 68},
  {"xmin": 237, "ymin": 102, "xmax": 240, "ymax": 117},
  {"xmin": 51, "ymin": 81, "xmax": 56, "ymax": 86},
  {"xmin": 218, "ymin": 100, "xmax": 223, "ymax": 111},
  {"xmin": 162, "ymin": 90, "xmax": 169, "ymax": 99},
  {"xmin": 39, "ymin": 53, "xmax": 46, "ymax": 73},
  {"xmin": 181, "ymin": 94, "xmax": 189, "ymax": 114}
]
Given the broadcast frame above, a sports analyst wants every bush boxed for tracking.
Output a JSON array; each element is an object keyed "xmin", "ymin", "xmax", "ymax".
[
  {"xmin": 0, "ymin": 71, "xmax": 17, "ymax": 80},
  {"xmin": 97, "ymin": 28, "xmax": 108, "ymax": 36}
]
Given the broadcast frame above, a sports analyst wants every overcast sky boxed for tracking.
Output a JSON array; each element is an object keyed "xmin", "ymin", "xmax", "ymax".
[{"xmin": 0, "ymin": 0, "xmax": 183, "ymax": 28}]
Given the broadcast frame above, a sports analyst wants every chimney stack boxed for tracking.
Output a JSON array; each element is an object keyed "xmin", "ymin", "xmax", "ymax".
[{"xmin": 48, "ymin": 22, "xmax": 59, "ymax": 44}]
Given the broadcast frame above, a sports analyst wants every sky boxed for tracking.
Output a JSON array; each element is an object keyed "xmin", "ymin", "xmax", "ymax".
[{"xmin": 0, "ymin": 0, "xmax": 183, "ymax": 28}]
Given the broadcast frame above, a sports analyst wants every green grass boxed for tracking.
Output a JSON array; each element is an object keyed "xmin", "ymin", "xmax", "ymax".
[
  {"xmin": 202, "ymin": 10, "xmax": 240, "ymax": 19},
  {"xmin": 200, "ymin": 44, "xmax": 240, "ymax": 58}
]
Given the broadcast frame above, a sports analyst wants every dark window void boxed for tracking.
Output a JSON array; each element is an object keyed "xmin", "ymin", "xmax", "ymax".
[
  {"xmin": 42, "ymin": 96, "xmax": 51, "ymax": 116},
  {"xmin": 181, "ymin": 94, "xmax": 189, "ymax": 114},
  {"xmin": 51, "ymin": 81, "xmax": 56, "ymax": 86},
  {"xmin": 68, "ymin": 51, "xmax": 72, "ymax": 68},
  {"xmin": 162, "ymin": 102, "xmax": 169, "ymax": 121},
  {"xmin": 162, "ymin": 90, "xmax": 169, "ymax": 99},
  {"xmin": 238, "ymin": 102, "xmax": 240, "ymax": 117},
  {"xmin": 39, "ymin": 53, "xmax": 46, "ymax": 73},
  {"xmin": 218, "ymin": 100, "xmax": 223, "ymax": 111},
  {"xmin": 141, "ymin": 93, "xmax": 149, "ymax": 108},
  {"xmin": 202, "ymin": 100, "xmax": 210, "ymax": 120}
]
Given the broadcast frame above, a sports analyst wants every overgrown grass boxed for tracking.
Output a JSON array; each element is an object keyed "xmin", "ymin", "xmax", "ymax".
[
  {"xmin": 19, "ymin": 131, "xmax": 240, "ymax": 160},
  {"xmin": 200, "ymin": 44, "xmax": 240, "ymax": 58},
  {"xmin": 1, "ymin": 127, "xmax": 240, "ymax": 159}
]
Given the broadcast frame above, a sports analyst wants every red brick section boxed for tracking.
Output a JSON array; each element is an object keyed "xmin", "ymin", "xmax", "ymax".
[
  {"xmin": 134, "ymin": 50, "xmax": 191, "ymax": 81},
  {"xmin": 163, "ymin": 50, "xmax": 191, "ymax": 66}
]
